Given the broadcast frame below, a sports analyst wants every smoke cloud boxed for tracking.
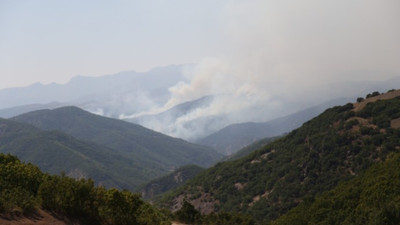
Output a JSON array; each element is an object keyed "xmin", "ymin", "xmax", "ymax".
[{"xmin": 128, "ymin": 0, "xmax": 400, "ymax": 140}]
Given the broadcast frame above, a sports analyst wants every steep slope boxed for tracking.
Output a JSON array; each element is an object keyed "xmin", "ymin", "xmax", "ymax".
[
  {"xmin": 0, "ymin": 118, "xmax": 150, "ymax": 189},
  {"xmin": 226, "ymin": 136, "xmax": 280, "ymax": 161},
  {"xmin": 162, "ymin": 90, "xmax": 400, "ymax": 223},
  {"xmin": 272, "ymin": 152, "xmax": 400, "ymax": 225},
  {"xmin": 198, "ymin": 97, "xmax": 351, "ymax": 155},
  {"xmin": 12, "ymin": 106, "xmax": 222, "ymax": 177},
  {"xmin": 140, "ymin": 165, "xmax": 204, "ymax": 200}
]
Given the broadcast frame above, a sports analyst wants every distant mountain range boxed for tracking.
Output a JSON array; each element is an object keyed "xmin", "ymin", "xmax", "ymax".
[
  {"xmin": 4, "ymin": 106, "xmax": 222, "ymax": 190},
  {"xmin": 0, "ymin": 65, "xmax": 187, "ymax": 118},
  {"xmin": 0, "ymin": 66, "xmax": 399, "ymax": 143}
]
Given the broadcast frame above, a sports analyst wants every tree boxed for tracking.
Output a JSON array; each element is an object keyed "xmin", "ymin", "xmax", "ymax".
[{"xmin": 175, "ymin": 200, "xmax": 200, "ymax": 224}]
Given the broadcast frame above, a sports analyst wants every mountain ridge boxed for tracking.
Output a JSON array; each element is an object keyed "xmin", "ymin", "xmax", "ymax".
[
  {"xmin": 12, "ymin": 106, "xmax": 223, "ymax": 187},
  {"xmin": 0, "ymin": 118, "xmax": 148, "ymax": 189},
  {"xmin": 198, "ymin": 97, "xmax": 352, "ymax": 155},
  {"xmin": 160, "ymin": 90, "xmax": 400, "ymax": 223}
]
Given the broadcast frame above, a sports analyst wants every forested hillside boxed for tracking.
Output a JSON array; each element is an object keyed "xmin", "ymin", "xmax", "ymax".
[
  {"xmin": 0, "ymin": 118, "xmax": 148, "ymax": 190},
  {"xmin": 272, "ymin": 152, "xmax": 400, "ymax": 225},
  {"xmin": 161, "ymin": 90, "xmax": 400, "ymax": 224},
  {"xmin": 198, "ymin": 98, "xmax": 351, "ymax": 155},
  {"xmin": 226, "ymin": 136, "xmax": 280, "ymax": 161},
  {"xmin": 12, "ymin": 106, "xmax": 222, "ymax": 187},
  {"xmin": 140, "ymin": 165, "xmax": 204, "ymax": 200}
]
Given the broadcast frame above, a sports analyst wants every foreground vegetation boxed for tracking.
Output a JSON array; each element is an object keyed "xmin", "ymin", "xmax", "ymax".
[
  {"xmin": 0, "ymin": 153, "xmax": 170, "ymax": 225},
  {"xmin": 0, "ymin": 153, "xmax": 253, "ymax": 225}
]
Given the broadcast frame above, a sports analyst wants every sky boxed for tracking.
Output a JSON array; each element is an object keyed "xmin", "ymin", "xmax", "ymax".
[
  {"xmin": 1, "ymin": 0, "xmax": 400, "ymax": 89},
  {"xmin": 0, "ymin": 0, "xmax": 227, "ymax": 89}
]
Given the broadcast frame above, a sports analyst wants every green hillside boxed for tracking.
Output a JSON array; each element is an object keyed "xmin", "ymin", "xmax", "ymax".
[
  {"xmin": 140, "ymin": 165, "xmax": 204, "ymax": 200},
  {"xmin": 12, "ymin": 106, "xmax": 223, "ymax": 185},
  {"xmin": 0, "ymin": 118, "xmax": 155, "ymax": 189},
  {"xmin": 161, "ymin": 90, "xmax": 400, "ymax": 223},
  {"xmin": 272, "ymin": 152, "xmax": 400, "ymax": 225},
  {"xmin": 226, "ymin": 136, "xmax": 280, "ymax": 161},
  {"xmin": 0, "ymin": 153, "xmax": 170, "ymax": 224}
]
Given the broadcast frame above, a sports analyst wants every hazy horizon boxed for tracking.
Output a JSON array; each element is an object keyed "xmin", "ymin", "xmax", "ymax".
[{"xmin": 1, "ymin": 0, "xmax": 399, "ymax": 89}]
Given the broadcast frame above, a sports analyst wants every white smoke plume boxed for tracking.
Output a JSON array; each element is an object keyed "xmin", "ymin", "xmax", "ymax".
[{"xmin": 128, "ymin": 0, "xmax": 400, "ymax": 140}]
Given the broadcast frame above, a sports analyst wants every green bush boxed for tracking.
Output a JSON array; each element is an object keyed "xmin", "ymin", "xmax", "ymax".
[{"xmin": 0, "ymin": 153, "xmax": 171, "ymax": 225}]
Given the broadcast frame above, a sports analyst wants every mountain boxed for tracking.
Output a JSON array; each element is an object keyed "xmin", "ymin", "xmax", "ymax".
[
  {"xmin": 0, "ymin": 65, "xmax": 187, "ymax": 117},
  {"xmin": 127, "ymin": 95, "xmax": 227, "ymax": 141},
  {"xmin": 0, "ymin": 69, "xmax": 399, "ymax": 143},
  {"xmin": 140, "ymin": 165, "xmax": 204, "ymax": 200},
  {"xmin": 12, "ymin": 106, "xmax": 223, "ymax": 183},
  {"xmin": 0, "ymin": 118, "xmax": 150, "ymax": 189},
  {"xmin": 198, "ymin": 97, "xmax": 352, "ymax": 155},
  {"xmin": 226, "ymin": 136, "xmax": 280, "ymax": 161},
  {"xmin": 130, "ymin": 96, "xmax": 214, "ymax": 124},
  {"xmin": 129, "ymin": 74, "xmax": 400, "ymax": 141},
  {"xmin": 0, "ymin": 102, "xmax": 65, "ymax": 119},
  {"xmin": 161, "ymin": 90, "xmax": 400, "ymax": 223},
  {"xmin": 272, "ymin": 152, "xmax": 400, "ymax": 225}
]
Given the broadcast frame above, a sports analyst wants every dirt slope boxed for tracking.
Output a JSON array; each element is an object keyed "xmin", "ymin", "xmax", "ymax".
[{"xmin": 0, "ymin": 210, "xmax": 78, "ymax": 225}]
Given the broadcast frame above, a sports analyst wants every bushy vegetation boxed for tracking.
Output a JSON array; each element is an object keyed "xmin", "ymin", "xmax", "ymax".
[
  {"xmin": 366, "ymin": 91, "xmax": 380, "ymax": 98},
  {"xmin": 0, "ymin": 153, "xmax": 170, "ymax": 225},
  {"xmin": 226, "ymin": 136, "xmax": 280, "ymax": 161},
  {"xmin": 140, "ymin": 165, "xmax": 204, "ymax": 199},
  {"xmin": 162, "ymin": 95, "xmax": 400, "ymax": 224},
  {"xmin": 271, "ymin": 152, "xmax": 400, "ymax": 225},
  {"xmin": 174, "ymin": 200, "xmax": 254, "ymax": 225}
]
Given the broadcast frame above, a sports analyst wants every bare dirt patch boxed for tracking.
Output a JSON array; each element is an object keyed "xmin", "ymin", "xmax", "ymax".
[
  {"xmin": 353, "ymin": 90, "xmax": 400, "ymax": 112},
  {"xmin": 234, "ymin": 182, "xmax": 246, "ymax": 190},
  {"xmin": 0, "ymin": 209, "xmax": 77, "ymax": 225},
  {"xmin": 391, "ymin": 118, "xmax": 400, "ymax": 129}
]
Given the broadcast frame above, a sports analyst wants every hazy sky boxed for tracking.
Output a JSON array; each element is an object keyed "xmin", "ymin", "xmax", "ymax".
[
  {"xmin": 0, "ymin": 0, "xmax": 227, "ymax": 89},
  {"xmin": 1, "ymin": 0, "xmax": 400, "ymax": 89}
]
